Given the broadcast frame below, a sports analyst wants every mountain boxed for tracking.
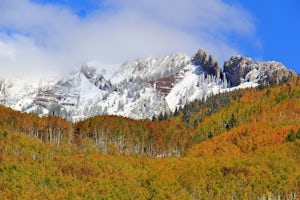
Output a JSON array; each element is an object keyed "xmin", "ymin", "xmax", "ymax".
[
  {"xmin": 0, "ymin": 49, "xmax": 295, "ymax": 121},
  {"xmin": 0, "ymin": 76, "xmax": 299, "ymax": 199},
  {"xmin": 223, "ymin": 55, "xmax": 294, "ymax": 86}
]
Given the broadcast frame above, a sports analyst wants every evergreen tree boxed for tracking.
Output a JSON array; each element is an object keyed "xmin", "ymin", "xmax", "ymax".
[
  {"xmin": 173, "ymin": 107, "xmax": 179, "ymax": 117},
  {"xmin": 226, "ymin": 114, "xmax": 236, "ymax": 131},
  {"xmin": 158, "ymin": 113, "xmax": 164, "ymax": 121},
  {"xmin": 286, "ymin": 130, "xmax": 296, "ymax": 142},
  {"xmin": 296, "ymin": 128, "xmax": 300, "ymax": 139},
  {"xmin": 152, "ymin": 115, "xmax": 157, "ymax": 121}
]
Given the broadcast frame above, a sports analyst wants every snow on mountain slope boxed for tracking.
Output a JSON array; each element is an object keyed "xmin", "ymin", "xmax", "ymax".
[
  {"xmin": 28, "ymin": 64, "xmax": 169, "ymax": 121},
  {"xmin": 165, "ymin": 64, "xmax": 228, "ymax": 112},
  {"xmin": 0, "ymin": 78, "xmax": 57, "ymax": 112},
  {"xmin": 111, "ymin": 53, "xmax": 190, "ymax": 83},
  {"xmin": 0, "ymin": 49, "xmax": 294, "ymax": 121},
  {"xmin": 82, "ymin": 62, "xmax": 118, "ymax": 80}
]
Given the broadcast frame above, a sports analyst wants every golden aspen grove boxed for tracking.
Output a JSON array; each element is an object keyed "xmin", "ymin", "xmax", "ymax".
[{"xmin": 0, "ymin": 76, "xmax": 300, "ymax": 199}]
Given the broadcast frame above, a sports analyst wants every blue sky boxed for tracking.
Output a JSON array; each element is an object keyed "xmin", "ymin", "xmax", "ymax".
[
  {"xmin": 231, "ymin": 0, "xmax": 300, "ymax": 73},
  {"xmin": 0, "ymin": 0, "xmax": 299, "ymax": 77}
]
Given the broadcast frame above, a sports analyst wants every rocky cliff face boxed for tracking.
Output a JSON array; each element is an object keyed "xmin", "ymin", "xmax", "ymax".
[
  {"xmin": 224, "ymin": 55, "xmax": 295, "ymax": 86},
  {"xmin": 191, "ymin": 49, "xmax": 222, "ymax": 77}
]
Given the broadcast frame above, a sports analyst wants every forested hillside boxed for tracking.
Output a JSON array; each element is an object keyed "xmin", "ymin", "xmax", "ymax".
[{"xmin": 0, "ymin": 76, "xmax": 299, "ymax": 199}]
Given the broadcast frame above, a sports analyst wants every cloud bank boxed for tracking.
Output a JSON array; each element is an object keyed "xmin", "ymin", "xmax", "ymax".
[{"xmin": 0, "ymin": 0, "xmax": 256, "ymax": 78}]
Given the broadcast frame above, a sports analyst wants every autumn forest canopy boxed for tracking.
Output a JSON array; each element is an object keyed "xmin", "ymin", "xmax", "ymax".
[{"xmin": 0, "ymin": 76, "xmax": 300, "ymax": 199}]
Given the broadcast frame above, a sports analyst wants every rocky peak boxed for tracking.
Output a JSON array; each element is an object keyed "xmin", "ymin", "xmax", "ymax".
[
  {"xmin": 80, "ymin": 64, "xmax": 96, "ymax": 79},
  {"xmin": 223, "ymin": 56, "xmax": 253, "ymax": 86},
  {"xmin": 191, "ymin": 49, "xmax": 221, "ymax": 77},
  {"xmin": 224, "ymin": 55, "xmax": 295, "ymax": 86}
]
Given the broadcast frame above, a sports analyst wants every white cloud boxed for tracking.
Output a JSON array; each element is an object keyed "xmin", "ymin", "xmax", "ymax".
[
  {"xmin": 105, "ymin": 0, "xmax": 254, "ymax": 34},
  {"xmin": 0, "ymin": 0, "xmax": 256, "ymax": 78}
]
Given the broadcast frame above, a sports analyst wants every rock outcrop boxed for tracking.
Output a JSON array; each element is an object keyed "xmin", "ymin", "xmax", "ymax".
[
  {"xmin": 224, "ymin": 55, "xmax": 295, "ymax": 86},
  {"xmin": 192, "ymin": 49, "xmax": 222, "ymax": 77}
]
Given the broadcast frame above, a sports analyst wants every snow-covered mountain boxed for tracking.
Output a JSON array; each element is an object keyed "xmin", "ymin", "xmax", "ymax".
[
  {"xmin": 0, "ymin": 49, "xmax": 295, "ymax": 121},
  {"xmin": 110, "ymin": 53, "xmax": 191, "ymax": 83}
]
